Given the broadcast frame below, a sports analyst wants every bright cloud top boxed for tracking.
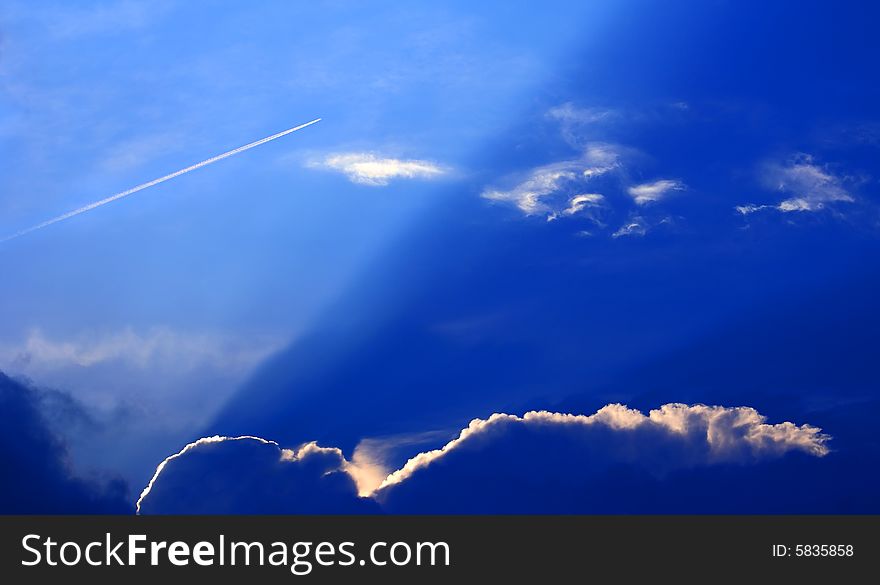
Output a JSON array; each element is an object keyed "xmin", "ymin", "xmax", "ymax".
[
  {"xmin": 737, "ymin": 154, "xmax": 855, "ymax": 215},
  {"xmin": 612, "ymin": 216, "xmax": 649, "ymax": 238},
  {"xmin": 312, "ymin": 153, "xmax": 447, "ymax": 186},
  {"xmin": 136, "ymin": 435, "xmax": 378, "ymax": 514},
  {"xmin": 137, "ymin": 402, "xmax": 830, "ymax": 514},
  {"xmin": 627, "ymin": 179, "xmax": 686, "ymax": 205},
  {"xmin": 378, "ymin": 403, "xmax": 829, "ymax": 490}
]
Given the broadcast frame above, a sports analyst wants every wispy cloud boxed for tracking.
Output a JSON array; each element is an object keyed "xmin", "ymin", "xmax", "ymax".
[
  {"xmin": 612, "ymin": 216, "xmax": 648, "ymax": 238},
  {"xmin": 481, "ymin": 144, "xmax": 619, "ymax": 217},
  {"xmin": 0, "ymin": 327, "xmax": 282, "ymax": 373},
  {"xmin": 546, "ymin": 103, "xmax": 619, "ymax": 147},
  {"xmin": 549, "ymin": 193, "xmax": 605, "ymax": 222},
  {"xmin": 546, "ymin": 103, "xmax": 618, "ymax": 125},
  {"xmin": 737, "ymin": 154, "xmax": 856, "ymax": 215},
  {"xmin": 0, "ymin": 326, "xmax": 286, "ymax": 439},
  {"xmin": 627, "ymin": 179, "xmax": 686, "ymax": 205},
  {"xmin": 482, "ymin": 105, "xmax": 695, "ymax": 238},
  {"xmin": 310, "ymin": 153, "xmax": 447, "ymax": 186}
]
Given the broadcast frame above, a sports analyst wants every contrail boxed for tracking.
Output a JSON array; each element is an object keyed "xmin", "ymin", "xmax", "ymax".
[{"xmin": 2, "ymin": 118, "xmax": 321, "ymax": 243}]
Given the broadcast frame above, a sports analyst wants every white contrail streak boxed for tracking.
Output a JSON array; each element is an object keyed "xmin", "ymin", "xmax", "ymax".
[{"xmin": 2, "ymin": 118, "xmax": 321, "ymax": 243}]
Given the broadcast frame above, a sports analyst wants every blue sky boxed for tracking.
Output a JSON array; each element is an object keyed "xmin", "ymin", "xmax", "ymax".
[{"xmin": 1, "ymin": 0, "xmax": 879, "ymax": 513}]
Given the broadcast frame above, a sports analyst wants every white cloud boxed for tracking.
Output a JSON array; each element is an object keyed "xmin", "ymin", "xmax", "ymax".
[
  {"xmin": 378, "ymin": 404, "xmax": 828, "ymax": 491},
  {"xmin": 310, "ymin": 152, "xmax": 447, "ymax": 186},
  {"xmin": 0, "ymin": 327, "xmax": 286, "ymax": 484},
  {"xmin": 481, "ymin": 144, "xmax": 619, "ymax": 217},
  {"xmin": 737, "ymin": 155, "xmax": 855, "ymax": 215},
  {"xmin": 612, "ymin": 216, "xmax": 648, "ymax": 238},
  {"xmin": 137, "ymin": 435, "xmax": 276, "ymax": 513},
  {"xmin": 349, "ymin": 430, "xmax": 451, "ymax": 496},
  {"xmin": 481, "ymin": 131, "xmax": 689, "ymax": 238},
  {"xmin": 546, "ymin": 103, "xmax": 617, "ymax": 125},
  {"xmin": 735, "ymin": 204, "xmax": 769, "ymax": 216},
  {"xmin": 627, "ymin": 179, "xmax": 686, "ymax": 205},
  {"xmin": 555, "ymin": 193, "xmax": 605, "ymax": 219},
  {"xmin": 482, "ymin": 162, "xmax": 588, "ymax": 215},
  {"xmin": 138, "ymin": 402, "xmax": 830, "ymax": 513}
]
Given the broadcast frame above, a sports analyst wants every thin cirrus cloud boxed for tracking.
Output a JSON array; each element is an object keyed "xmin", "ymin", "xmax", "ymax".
[
  {"xmin": 736, "ymin": 154, "xmax": 855, "ymax": 215},
  {"xmin": 551, "ymin": 193, "xmax": 606, "ymax": 221},
  {"xmin": 611, "ymin": 216, "xmax": 649, "ymax": 238},
  {"xmin": 627, "ymin": 179, "xmax": 686, "ymax": 205},
  {"xmin": 0, "ymin": 327, "xmax": 283, "ymax": 373},
  {"xmin": 481, "ymin": 143, "xmax": 620, "ymax": 218},
  {"xmin": 482, "ymin": 104, "xmax": 692, "ymax": 238},
  {"xmin": 0, "ymin": 326, "xmax": 286, "ymax": 446},
  {"xmin": 545, "ymin": 103, "xmax": 620, "ymax": 148},
  {"xmin": 137, "ymin": 402, "xmax": 830, "ymax": 514},
  {"xmin": 310, "ymin": 152, "xmax": 448, "ymax": 186}
]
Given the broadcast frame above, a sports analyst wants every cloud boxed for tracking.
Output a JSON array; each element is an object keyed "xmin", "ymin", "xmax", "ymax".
[
  {"xmin": 612, "ymin": 216, "xmax": 648, "ymax": 238},
  {"xmin": 376, "ymin": 404, "xmax": 829, "ymax": 513},
  {"xmin": 627, "ymin": 179, "xmax": 686, "ymax": 205},
  {"xmin": 0, "ymin": 327, "xmax": 287, "ymax": 487},
  {"xmin": 737, "ymin": 154, "xmax": 855, "ymax": 214},
  {"xmin": 136, "ymin": 436, "xmax": 379, "ymax": 514},
  {"xmin": 481, "ymin": 134, "xmax": 688, "ymax": 237},
  {"xmin": 0, "ymin": 372, "xmax": 131, "ymax": 513},
  {"xmin": 481, "ymin": 145, "xmax": 619, "ymax": 217},
  {"xmin": 379, "ymin": 404, "xmax": 827, "ymax": 488},
  {"xmin": 0, "ymin": 327, "xmax": 282, "ymax": 372},
  {"xmin": 310, "ymin": 153, "xmax": 447, "ymax": 186},
  {"xmin": 546, "ymin": 103, "xmax": 618, "ymax": 125},
  {"xmin": 735, "ymin": 204, "xmax": 771, "ymax": 216},
  {"xmin": 138, "ymin": 403, "xmax": 829, "ymax": 514},
  {"xmin": 482, "ymin": 107, "xmax": 696, "ymax": 235},
  {"xmin": 348, "ymin": 431, "xmax": 453, "ymax": 495},
  {"xmin": 548, "ymin": 193, "xmax": 605, "ymax": 222}
]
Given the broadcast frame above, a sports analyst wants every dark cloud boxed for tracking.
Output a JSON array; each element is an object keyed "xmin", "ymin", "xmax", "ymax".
[{"xmin": 0, "ymin": 372, "xmax": 132, "ymax": 513}]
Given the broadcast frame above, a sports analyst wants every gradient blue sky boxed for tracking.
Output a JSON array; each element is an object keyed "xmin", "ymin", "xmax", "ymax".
[{"xmin": 1, "ymin": 0, "xmax": 878, "ymax": 512}]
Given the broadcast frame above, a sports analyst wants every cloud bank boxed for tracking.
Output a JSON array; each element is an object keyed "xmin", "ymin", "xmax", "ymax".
[
  {"xmin": 612, "ymin": 216, "xmax": 649, "ymax": 238},
  {"xmin": 0, "ymin": 327, "xmax": 282, "ymax": 372},
  {"xmin": 0, "ymin": 327, "xmax": 287, "ymax": 488},
  {"xmin": 0, "ymin": 372, "xmax": 131, "ymax": 513},
  {"xmin": 311, "ymin": 153, "xmax": 447, "ymax": 186},
  {"xmin": 137, "ymin": 403, "xmax": 829, "ymax": 514}
]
